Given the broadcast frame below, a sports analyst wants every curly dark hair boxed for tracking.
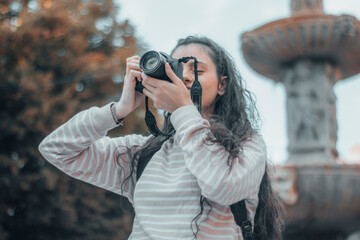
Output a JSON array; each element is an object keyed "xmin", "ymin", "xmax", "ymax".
[{"xmin": 120, "ymin": 35, "xmax": 285, "ymax": 239}]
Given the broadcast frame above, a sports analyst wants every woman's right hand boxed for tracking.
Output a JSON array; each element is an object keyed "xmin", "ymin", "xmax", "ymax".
[{"xmin": 116, "ymin": 56, "xmax": 145, "ymax": 119}]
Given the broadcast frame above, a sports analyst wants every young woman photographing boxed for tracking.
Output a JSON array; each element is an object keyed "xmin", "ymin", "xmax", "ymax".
[{"xmin": 39, "ymin": 35, "xmax": 284, "ymax": 239}]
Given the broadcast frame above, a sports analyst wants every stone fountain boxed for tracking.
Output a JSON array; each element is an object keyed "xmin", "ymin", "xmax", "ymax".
[{"xmin": 240, "ymin": 0, "xmax": 360, "ymax": 239}]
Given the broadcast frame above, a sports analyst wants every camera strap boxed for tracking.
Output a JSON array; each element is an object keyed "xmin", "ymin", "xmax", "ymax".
[
  {"xmin": 144, "ymin": 97, "xmax": 169, "ymax": 137},
  {"xmin": 144, "ymin": 57, "xmax": 202, "ymax": 137},
  {"xmin": 178, "ymin": 56, "xmax": 202, "ymax": 114}
]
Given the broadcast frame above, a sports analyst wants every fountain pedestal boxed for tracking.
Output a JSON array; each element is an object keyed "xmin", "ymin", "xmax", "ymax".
[
  {"xmin": 240, "ymin": 0, "xmax": 360, "ymax": 238},
  {"xmin": 283, "ymin": 61, "xmax": 338, "ymax": 164}
]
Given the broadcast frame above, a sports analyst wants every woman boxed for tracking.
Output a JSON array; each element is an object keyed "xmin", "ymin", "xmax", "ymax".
[{"xmin": 39, "ymin": 36, "xmax": 284, "ymax": 239}]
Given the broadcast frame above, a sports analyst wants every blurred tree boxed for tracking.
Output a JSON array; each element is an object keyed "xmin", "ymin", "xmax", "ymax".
[{"xmin": 0, "ymin": 0, "xmax": 149, "ymax": 239}]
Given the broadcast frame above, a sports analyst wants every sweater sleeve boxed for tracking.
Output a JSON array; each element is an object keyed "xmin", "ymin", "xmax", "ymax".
[
  {"xmin": 170, "ymin": 105, "xmax": 266, "ymax": 205},
  {"xmin": 38, "ymin": 103, "xmax": 150, "ymax": 204}
]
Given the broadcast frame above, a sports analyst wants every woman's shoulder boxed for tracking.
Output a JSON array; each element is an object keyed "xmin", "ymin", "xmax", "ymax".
[{"xmin": 242, "ymin": 133, "xmax": 267, "ymax": 154}]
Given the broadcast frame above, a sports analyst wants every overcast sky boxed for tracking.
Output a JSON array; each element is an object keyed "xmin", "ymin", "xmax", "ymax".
[{"xmin": 115, "ymin": 0, "xmax": 360, "ymax": 164}]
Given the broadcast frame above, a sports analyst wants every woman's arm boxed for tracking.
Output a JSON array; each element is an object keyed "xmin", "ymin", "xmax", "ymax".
[
  {"xmin": 171, "ymin": 105, "xmax": 266, "ymax": 205},
  {"xmin": 38, "ymin": 103, "xmax": 150, "ymax": 203},
  {"xmin": 39, "ymin": 55, "xmax": 148, "ymax": 203}
]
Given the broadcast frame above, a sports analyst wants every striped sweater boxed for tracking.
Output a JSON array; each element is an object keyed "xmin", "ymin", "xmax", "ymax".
[{"xmin": 39, "ymin": 103, "xmax": 266, "ymax": 240}]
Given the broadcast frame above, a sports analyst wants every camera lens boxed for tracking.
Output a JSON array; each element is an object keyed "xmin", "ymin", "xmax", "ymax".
[
  {"xmin": 141, "ymin": 51, "xmax": 161, "ymax": 72},
  {"xmin": 140, "ymin": 51, "xmax": 176, "ymax": 80},
  {"xmin": 144, "ymin": 57, "xmax": 159, "ymax": 71}
]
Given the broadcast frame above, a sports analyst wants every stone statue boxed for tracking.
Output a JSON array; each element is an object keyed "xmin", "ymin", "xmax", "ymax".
[{"xmin": 283, "ymin": 61, "xmax": 337, "ymax": 162}]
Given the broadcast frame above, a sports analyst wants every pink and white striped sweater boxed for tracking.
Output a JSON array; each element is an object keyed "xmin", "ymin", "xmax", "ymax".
[{"xmin": 39, "ymin": 103, "xmax": 266, "ymax": 240}]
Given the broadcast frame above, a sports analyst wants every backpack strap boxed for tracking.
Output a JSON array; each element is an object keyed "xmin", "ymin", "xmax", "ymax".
[
  {"xmin": 230, "ymin": 200, "xmax": 254, "ymax": 240},
  {"xmin": 136, "ymin": 154, "xmax": 152, "ymax": 181}
]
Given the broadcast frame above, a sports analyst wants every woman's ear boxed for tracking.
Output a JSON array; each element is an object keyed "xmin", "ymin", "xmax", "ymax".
[{"xmin": 217, "ymin": 76, "xmax": 227, "ymax": 96}]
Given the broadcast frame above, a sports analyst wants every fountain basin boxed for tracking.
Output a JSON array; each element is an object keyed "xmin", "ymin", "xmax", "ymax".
[
  {"xmin": 241, "ymin": 14, "xmax": 360, "ymax": 82},
  {"xmin": 274, "ymin": 163, "xmax": 360, "ymax": 237}
]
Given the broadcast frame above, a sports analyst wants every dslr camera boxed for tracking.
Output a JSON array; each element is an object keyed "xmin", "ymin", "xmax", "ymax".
[{"xmin": 135, "ymin": 51, "xmax": 183, "ymax": 93}]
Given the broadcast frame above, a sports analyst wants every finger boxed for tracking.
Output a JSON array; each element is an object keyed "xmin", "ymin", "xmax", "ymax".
[
  {"xmin": 128, "ymin": 70, "xmax": 143, "ymax": 83},
  {"xmin": 165, "ymin": 63, "xmax": 183, "ymax": 85},
  {"xmin": 126, "ymin": 56, "xmax": 141, "ymax": 70},
  {"xmin": 142, "ymin": 80, "xmax": 158, "ymax": 93},
  {"xmin": 126, "ymin": 62, "xmax": 142, "ymax": 74},
  {"xmin": 142, "ymin": 88, "xmax": 156, "ymax": 101},
  {"xmin": 126, "ymin": 56, "xmax": 140, "ymax": 62},
  {"xmin": 127, "ymin": 62, "xmax": 141, "ymax": 70},
  {"xmin": 141, "ymin": 73, "xmax": 159, "ymax": 89},
  {"xmin": 128, "ymin": 60, "xmax": 140, "ymax": 66},
  {"xmin": 127, "ymin": 58, "xmax": 140, "ymax": 64}
]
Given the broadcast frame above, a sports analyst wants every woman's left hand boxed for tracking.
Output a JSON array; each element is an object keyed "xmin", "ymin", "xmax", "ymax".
[{"xmin": 142, "ymin": 63, "xmax": 193, "ymax": 113}]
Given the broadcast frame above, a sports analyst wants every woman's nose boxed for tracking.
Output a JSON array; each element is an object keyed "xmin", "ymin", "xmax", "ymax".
[{"xmin": 182, "ymin": 69, "xmax": 194, "ymax": 84}]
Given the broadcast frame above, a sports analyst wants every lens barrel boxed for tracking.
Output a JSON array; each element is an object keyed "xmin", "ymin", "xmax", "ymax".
[
  {"xmin": 140, "ymin": 51, "xmax": 170, "ymax": 81},
  {"xmin": 140, "ymin": 51, "xmax": 161, "ymax": 72}
]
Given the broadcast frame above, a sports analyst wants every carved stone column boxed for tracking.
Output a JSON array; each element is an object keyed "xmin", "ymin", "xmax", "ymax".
[
  {"xmin": 291, "ymin": 0, "xmax": 324, "ymax": 16},
  {"xmin": 282, "ymin": 61, "xmax": 338, "ymax": 163}
]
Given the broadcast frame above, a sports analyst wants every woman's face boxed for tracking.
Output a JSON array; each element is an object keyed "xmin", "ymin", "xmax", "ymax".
[{"xmin": 171, "ymin": 44, "xmax": 225, "ymax": 117}]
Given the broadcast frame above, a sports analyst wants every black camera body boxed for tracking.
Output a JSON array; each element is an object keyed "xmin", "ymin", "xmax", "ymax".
[
  {"xmin": 135, "ymin": 51, "xmax": 183, "ymax": 93},
  {"xmin": 134, "ymin": 51, "xmax": 202, "ymax": 136}
]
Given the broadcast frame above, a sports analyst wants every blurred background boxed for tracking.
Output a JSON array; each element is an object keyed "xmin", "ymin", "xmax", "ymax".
[{"xmin": 0, "ymin": 0, "xmax": 359, "ymax": 239}]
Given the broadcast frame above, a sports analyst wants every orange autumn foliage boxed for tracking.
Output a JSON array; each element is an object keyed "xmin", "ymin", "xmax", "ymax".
[{"xmin": 0, "ymin": 0, "xmax": 150, "ymax": 239}]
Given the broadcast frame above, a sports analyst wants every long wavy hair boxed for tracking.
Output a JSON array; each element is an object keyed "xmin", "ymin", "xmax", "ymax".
[{"xmin": 120, "ymin": 35, "xmax": 284, "ymax": 239}]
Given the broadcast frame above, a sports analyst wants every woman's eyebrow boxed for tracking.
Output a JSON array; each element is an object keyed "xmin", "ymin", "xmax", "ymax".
[{"xmin": 189, "ymin": 61, "xmax": 208, "ymax": 67}]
